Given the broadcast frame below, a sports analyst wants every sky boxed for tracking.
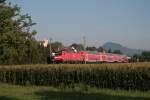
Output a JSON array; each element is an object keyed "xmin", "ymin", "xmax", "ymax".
[{"xmin": 8, "ymin": 0, "xmax": 150, "ymax": 50}]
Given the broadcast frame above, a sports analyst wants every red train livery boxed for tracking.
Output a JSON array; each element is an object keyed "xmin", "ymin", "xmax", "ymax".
[{"xmin": 52, "ymin": 49, "xmax": 129, "ymax": 64}]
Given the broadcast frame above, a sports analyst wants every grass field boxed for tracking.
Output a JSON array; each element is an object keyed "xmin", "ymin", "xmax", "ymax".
[
  {"xmin": 0, "ymin": 62, "xmax": 150, "ymax": 100},
  {"xmin": 0, "ymin": 82, "xmax": 150, "ymax": 100}
]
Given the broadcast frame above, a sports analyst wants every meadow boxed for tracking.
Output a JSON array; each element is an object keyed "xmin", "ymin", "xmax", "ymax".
[{"xmin": 0, "ymin": 82, "xmax": 150, "ymax": 100}]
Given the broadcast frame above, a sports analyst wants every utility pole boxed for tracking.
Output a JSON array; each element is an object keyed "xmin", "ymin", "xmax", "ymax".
[
  {"xmin": 49, "ymin": 38, "xmax": 52, "ymax": 55},
  {"xmin": 83, "ymin": 36, "xmax": 86, "ymax": 51},
  {"xmin": 83, "ymin": 36, "xmax": 86, "ymax": 64},
  {"xmin": 49, "ymin": 38, "xmax": 53, "ymax": 63}
]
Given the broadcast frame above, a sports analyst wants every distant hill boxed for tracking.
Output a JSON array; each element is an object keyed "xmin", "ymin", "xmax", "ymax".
[{"xmin": 102, "ymin": 42, "xmax": 143, "ymax": 56}]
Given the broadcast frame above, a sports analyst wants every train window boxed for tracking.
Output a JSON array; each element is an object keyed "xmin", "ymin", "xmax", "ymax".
[
  {"xmin": 102, "ymin": 56, "xmax": 105, "ymax": 59},
  {"xmin": 108, "ymin": 58, "xmax": 112, "ymax": 60},
  {"xmin": 108, "ymin": 53, "xmax": 112, "ymax": 56}
]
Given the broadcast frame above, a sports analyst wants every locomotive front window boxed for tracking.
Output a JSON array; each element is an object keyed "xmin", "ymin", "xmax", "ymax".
[{"xmin": 55, "ymin": 51, "xmax": 62, "ymax": 56}]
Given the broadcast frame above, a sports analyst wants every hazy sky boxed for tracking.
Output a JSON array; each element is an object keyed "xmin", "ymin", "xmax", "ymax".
[{"xmin": 8, "ymin": 0, "xmax": 150, "ymax": 50}]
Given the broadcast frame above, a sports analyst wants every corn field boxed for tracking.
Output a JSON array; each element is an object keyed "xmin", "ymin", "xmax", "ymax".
[{"xmin": 0, "ymin": 62, "xmax": 150, "ymax": 91}]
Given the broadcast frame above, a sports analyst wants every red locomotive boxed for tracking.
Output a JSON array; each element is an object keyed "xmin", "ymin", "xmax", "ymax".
[{"xmin": 50, "ymin": 47, "xmax": 129, "ymax": 64}]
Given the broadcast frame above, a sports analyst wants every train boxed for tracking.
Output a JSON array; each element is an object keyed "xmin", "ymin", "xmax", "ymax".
[{"xmin": 48, "ymin": 47, "xmax": 129, "ymax": 64}]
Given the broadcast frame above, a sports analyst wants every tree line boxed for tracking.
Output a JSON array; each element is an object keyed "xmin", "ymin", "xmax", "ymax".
[{"xmin": 131, "ymin": 51, "xmax": 150, "ymax": 62}]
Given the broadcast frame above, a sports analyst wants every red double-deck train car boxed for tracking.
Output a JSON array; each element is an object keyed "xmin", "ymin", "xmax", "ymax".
[{"xmin": 52, "ymin": 49, "xmax": 129, "ymax": 64}]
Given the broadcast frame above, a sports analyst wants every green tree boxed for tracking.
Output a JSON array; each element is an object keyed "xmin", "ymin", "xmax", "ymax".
[
  {"xmin": 132, "ymin": 54, "xmax": 140, "ymax": 62},
  {"xmin": 0, "ymin": 0, "xmax": 39, "ymax": 64},
  {"xmin": 97, "ymin": 46, "xmax": 104, "ymax": 52},
  {"xmin": 86, "ymin": 46, "xmax": 97, "ymax": 51},
  {"xmin": 113, "ymin": 50, "xmax": 122, "ymax": 54},
  {"xmin": 108, "ymin": 48, "xmax": 112, "ymax": 53},
  {"xmin": 141, "ymin": 51, "xmax": 150, "ymax": 61},
  {"xmin": 51, "ymin": 41, "xmax": 64, "ymax": 52},
  {"xmin": 70, "ymin": 43, "xmax": 84, "ymax": 51}
]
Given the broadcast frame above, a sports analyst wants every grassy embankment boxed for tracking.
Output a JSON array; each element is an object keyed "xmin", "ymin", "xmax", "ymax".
[{"xmin": 0, "ymin": 82, "xmax": 150, "ymax": 100}]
